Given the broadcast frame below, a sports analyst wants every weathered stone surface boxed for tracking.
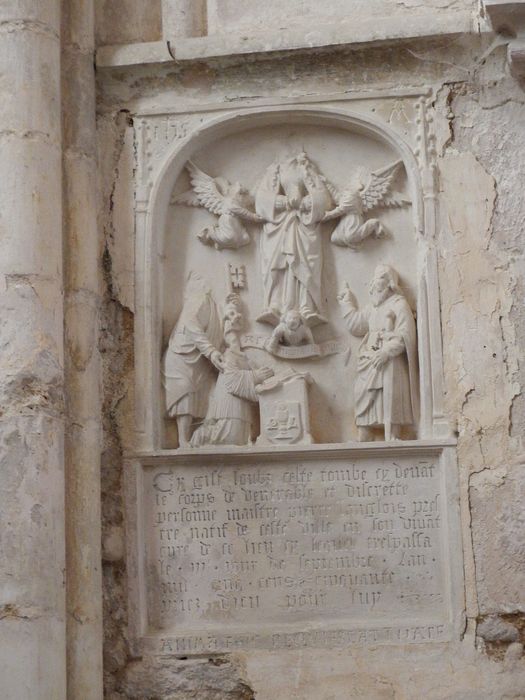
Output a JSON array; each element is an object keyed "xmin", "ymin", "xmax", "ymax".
[
  {"xmin": 439, "ymin": 66, "xmax": 525, "ymax": 615},
  {"xmin": 0, "ymin": 2, "xmax": 66, "ymax": 697},
  {"xmin": 206, "ymin": 0, "xmax": 478, "ymax": 34},
  {"xmin": 117, "ymin": 656, "xmax": 255, "ymax": 699},
  {"xmin": 130, "ymin": 446, "xmax": 462, "ymax": 655},
  {"xmin": 63, "ymin": 0, "xmax": 104, "ymax": 696},
  {"xmin": 95, "ymin": 28, "xmax": 525, "ymax": 697},
  {"xmin": 96, "ymin": 0, "xmax": 162, "ymax": 46},
  {"xmin": 504, "ymin": 641, "xmax": 524, "ymax": 668},
  {"xmin": 478, "ymin": 616, "xmax": 520, "ymax": 642},
  {"xmin": 4, "ymin": 0, "xmax": 525, "ymax": 698}
]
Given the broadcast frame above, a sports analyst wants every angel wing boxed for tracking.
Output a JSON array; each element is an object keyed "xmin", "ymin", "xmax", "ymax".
[
  {"xmin": 359, "ymin": 160, "xmax": 410, "ymax": 212},
  {"xmin": 171, "ymin": 161, "xmax": 228, "ymax": 215},
  {"xmin": 319, "ymin": 176, "xmax": 341, "ymax": 205}
]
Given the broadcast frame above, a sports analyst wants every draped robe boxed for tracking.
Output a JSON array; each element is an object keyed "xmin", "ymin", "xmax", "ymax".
[
  {"xmin": 255, "ymin": 160, "xmax": 331, "ymax": 326},
  {"xmin": 190, "ymin": 348, "xmax": 258, "ymax": 446},
  {"xmin": 340, "ymin": 293, "xmax": 419, "ymax": 430},
  {"xmin": 162, "ymin": 287, "xmax": 222, "ymax": 419}
]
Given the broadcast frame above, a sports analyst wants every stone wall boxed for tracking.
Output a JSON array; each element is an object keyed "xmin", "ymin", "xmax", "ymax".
[
  {"xmin": 1, "ymin": 2, "xmax": 524, "ymax": 699},
  {"xmin": 95, "ymin": 22, "xmax": 525, "ymax": 699},
  {"xmin": 206, "ymin": 0, "xmax": 479, "ymax": 34},
  {"xmin": 0, "ymin": 2, "xmax": 66, "ymax": 696},
  {"xmin": 96, "ymin": 0, "xmax": 162, "ymax": 45}
]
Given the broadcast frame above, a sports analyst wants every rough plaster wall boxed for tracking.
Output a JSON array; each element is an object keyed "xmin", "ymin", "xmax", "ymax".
[
  {"xmin": 97, "ymin": 110, "xmax": 135, "ymax": 695},
  {"xmin": 96, "ymin": 36, "xmax": 525, "ymax": 698},
  {"xmin": 96, "ymin": 0, "xmax": 162, "ymax": 46},
  {"xmin": 436, "ymin": 51, "xmax": 525, "ymax": 619}
]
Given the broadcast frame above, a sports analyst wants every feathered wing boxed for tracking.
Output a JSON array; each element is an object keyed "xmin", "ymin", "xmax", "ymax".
[
  {"xmin": 320, "ymin": 176, "xmax": 346, "ymax": 222},
  {"xmin": 320, "ymin": 175, "xmax": 341, "ymax": 205},
  {"xmin": 172, "ymin": 189, "xmax": 202, "ymax": 207},
  {"xmin": 171, "ymin": 161, "xmax": 227, "ymax": 215},
  {"xmin": 359, "ymin": 160, "xmax": 410, "ymax": 212}
]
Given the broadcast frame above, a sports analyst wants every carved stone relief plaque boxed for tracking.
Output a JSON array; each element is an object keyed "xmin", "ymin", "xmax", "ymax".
[
  {"xmin": 162, "ymin": 122, "xmax": 418, "ymax": 448},
  {"xmin": 126, "ymin": 443, "xmax": 463, "ymax": 655},
  {"xmin": 128, "ymin": 101, "xmax": 461, "ymax": 656}
]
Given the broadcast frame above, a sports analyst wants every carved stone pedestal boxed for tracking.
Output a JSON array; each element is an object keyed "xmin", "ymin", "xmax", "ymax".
[{"xmin": 256, "ymin": 371, "xmax": 313, "ymax": 446}]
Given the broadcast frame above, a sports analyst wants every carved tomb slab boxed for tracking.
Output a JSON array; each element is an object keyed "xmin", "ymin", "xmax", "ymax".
[{"xmin": 126, "ymin": 441, "xmax": 464, "ymax": 655}]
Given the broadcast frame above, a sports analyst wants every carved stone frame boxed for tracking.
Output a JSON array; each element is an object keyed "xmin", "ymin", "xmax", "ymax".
[{"xmin": 132, "ymin": 95, "xmax": 449, "ymax": 452}]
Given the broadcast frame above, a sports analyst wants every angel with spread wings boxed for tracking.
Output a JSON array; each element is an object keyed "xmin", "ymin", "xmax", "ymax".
[
  {"xmin": 172, "ymin": 161, "xmax": 263, "ymax": 250},
  {"xmin": 323, "ymin": 160, "xmax": 410, "ymax": 249},
  {"xmin": 173, "ymin": 154, "xmax": 410, "ymax": 328}
]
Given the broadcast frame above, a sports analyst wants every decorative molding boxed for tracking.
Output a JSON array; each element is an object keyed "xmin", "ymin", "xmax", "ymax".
[
  {"xmin": 135, "ymin": 114, "xmax": 209, "ymax": 206},
  {"xmin": 97, "ymin": 11, "xmax": 481, "ymax": 69},
  {"xmin": 414, "ymin": 97, "xmax": 438, "ymax": 198}
]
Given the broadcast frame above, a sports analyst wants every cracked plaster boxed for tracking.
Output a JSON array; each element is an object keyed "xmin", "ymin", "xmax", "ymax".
[{"xmin": 435, "ymin": 53, "xmax": 525, "ymax": 617}]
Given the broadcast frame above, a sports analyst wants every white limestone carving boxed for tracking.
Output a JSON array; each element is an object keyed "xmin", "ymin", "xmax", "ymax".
[
  {"xmin": 241, "ymin": 332, "xmax": 347, "ymax": 360},
  {"xmin": 136, "ymin": 115, "xmax": 209, "ymax": 201},
  {"xmin": 338, "ymin": 264, "xmax": 419, "ymax": 441},
  {"xmin": 267, "ymin": 310, "xmax": 315, "ymax": 352},
  {"xmin": 166, "ymin": 143, "xmax": 419, "ymax": 443},
  {"xmin": 174, "ymin": 152, "xmax": 410, "ymax": 332},
  {"xmin": 414, "ymin": 97, "xmax": 438, "ymax": 192},
  {"xmin": 254, "ymin": 151, "xmax": 332, "ymax": 326},
  {"xmin": 228, "ymin": 263, "xmax": 246, "ymax": 289},
  {"xmin": 172, "ymin": 161, "xmax": 262, "ymax": 249},
  {"xmin": 190, "ymin": 294, "xmax": 274, "ymax": 446},
  {"xmin": 162, "ymin": 272, "xmax": 224, "ymax": 446},
  {"xmin": 128, "ymin": 443, "xmax": 464, "ymax": 655},
  {"xmin": 133, "ymin": 102, "xmax": 453, "ymax": 448},
  {"xmin": 323, "ymin": 160, "xmax": 410, "ymax": 248},
  {"xmin": 257, "ymin": 370, "xmax": 313, "ymax": 445}
]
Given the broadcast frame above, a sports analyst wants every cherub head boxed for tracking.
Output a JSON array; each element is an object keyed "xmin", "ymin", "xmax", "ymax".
[
  {"xmin": 282, "ymin": 310, "xmax": 303, "ymax": 331},
  {"xmin": 268, "ymin": 309, "xmax": 313, "ymax": 349}
]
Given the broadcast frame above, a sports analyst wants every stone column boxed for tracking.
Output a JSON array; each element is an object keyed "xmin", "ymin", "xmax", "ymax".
[
  {"xmin": 0, "ymin": 1, "xmax": 66, "ymax": 698},
  {"xmin": 62, "ymin": 0, "xmax": 104, "ymax": 697}
]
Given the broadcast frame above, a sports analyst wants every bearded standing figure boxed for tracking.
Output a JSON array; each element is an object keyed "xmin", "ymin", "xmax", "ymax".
[
  {"xmin": 255, "ymin": 152, "xmax": 332, "ymax": 327},
  {"xmin": 338, "ymin": 264, "xmax": 419, "ymax": 441}
]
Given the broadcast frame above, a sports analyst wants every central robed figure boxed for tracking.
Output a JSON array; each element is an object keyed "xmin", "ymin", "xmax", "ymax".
[{"xmin": 255, "ymin": 152, "xmax": 331, "ymax": 327}]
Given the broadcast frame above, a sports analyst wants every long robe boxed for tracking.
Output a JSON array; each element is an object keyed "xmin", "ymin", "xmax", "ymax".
[
  {"xmin": 162, "ymin": 289, "xmax": 222, "ymax": 419},
  {"xmin": 341, "ymin": 293, "xmax": 419, "ymax": 429},
  {"xmin": 255, "ymin": 161, "xmax": 331, "ymax": 325},
  {"xmin": 190, "ymin": 348, "xmax": 258, "ymax": 446}
]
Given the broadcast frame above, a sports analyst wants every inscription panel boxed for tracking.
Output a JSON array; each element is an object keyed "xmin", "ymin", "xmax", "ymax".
[{"xmin": 128, "ymin": 444, "xmax": 463, "ymax": 654}]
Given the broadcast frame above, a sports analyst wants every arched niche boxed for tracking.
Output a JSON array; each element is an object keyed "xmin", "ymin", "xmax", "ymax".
[{"xmin": 133, "ymin": 106, "xmax": 446, "ymax": 451}]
